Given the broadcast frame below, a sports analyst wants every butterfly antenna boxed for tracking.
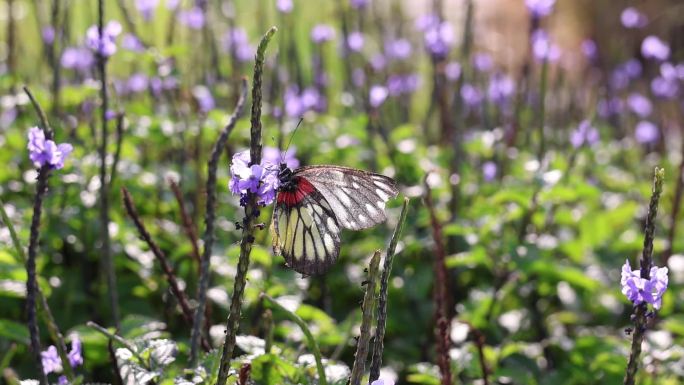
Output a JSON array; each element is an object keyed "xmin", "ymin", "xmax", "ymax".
[{"xmin": 281, "ymin": 117, "xmax": 304, "ymax": 164}]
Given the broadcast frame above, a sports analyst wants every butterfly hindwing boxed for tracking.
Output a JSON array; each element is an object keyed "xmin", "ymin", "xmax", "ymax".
[
  {"xmin": 272, "ymin": 183, "xmax": 341, "ymax": 275},
  {"xmin": 293, "ymin": 165, "xmax": 399, "ymax": 230}
]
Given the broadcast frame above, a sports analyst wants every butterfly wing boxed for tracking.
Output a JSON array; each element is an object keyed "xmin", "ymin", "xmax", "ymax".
[
  {"xmin": 293, "ymin": 165, "xmax": 399, "ymax": 230},
  {"xmin": 272, "ymin": 178, "xmax": 341, "ymax": 275}
]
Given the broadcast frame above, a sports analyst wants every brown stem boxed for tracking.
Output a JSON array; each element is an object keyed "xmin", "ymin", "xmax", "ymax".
[
  {"xmin": 424, "ymin": 175, "xmax": 453, "ymax": 385},
  {"xmin": 121, "ymin": 187, "xmax": 211, "ymax": 352}
]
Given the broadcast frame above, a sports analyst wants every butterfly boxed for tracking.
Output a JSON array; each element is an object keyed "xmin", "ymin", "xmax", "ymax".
[{"xmin": 271, "ymin": 164, "xmax": 398, "ymax": 275}]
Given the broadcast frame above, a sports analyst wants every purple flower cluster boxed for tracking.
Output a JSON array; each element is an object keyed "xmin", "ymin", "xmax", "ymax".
[
  {"xmin": 621, "ymin": 260, "xmax": 668, "ymax": 310},
  {"xmin": 223, "ymin": 28, "xmax": 255, "ymax": 62},
  {"xmin": 635, "ymin": 121, "xmax": 659, "ymax": 144},
  {"xmin": 525, "ymin": 0, "xmax": 556, "ymax": 18},
  {"xmin": 61, "ymin": 47, "xmax": 95, "ymax": 71},
  {"xmin": 531, "ymin": 30, "xmax": 560, "ymax": 62},
  {"xmin": 229, "ymin": 147, "xmax": 299, "ymax": 206},
  {"xmin": 178, "ymin": 7, "xmax": 205, "ymax": 30},
  {"xmin": 387, "ymin": 74, "xmax": 420, "ymax": 97},
  {"xmin": 284, "ymin": 86, "xmax": 326, "ymax": 117},
  {"xmin": 641, "ymin": 36, "xmax": 670, "ymax": 61},
  {"xmin": 135, "ymin": 0, "xmax": 159, "ymax": 21},
  {"xmin": 311, "ymin": 24, "xmax": 335, "ymax": 44},
  {"xmin": 369, "ymin": 85, "xmax": 389, "ymax": 108},
  {"xmin": 487, "ymin": 73, "xmax": 515, "ymax": 107},
  {"xmin": 384, "ymin": 39, "xmax": 412, "ymax": 61},
  {"xmin": 85, "ymin": 21, "xmax": 122, "ymax": 57},
  {"xmin": 276, "ymin": 0, "xmax": 293, "ymax": 13},
  {"xmin": 28, "ymin": 127, "xmax": 73, "ymax": 170},
  {"xmin": 621, "ymin": 7, "xmax": 647, "ymax": 29},
  {"xmin": 416, "ymin": 15, "xmax": 454, "ymax": 59},
  {"xmin": 569, "ymin": 120, "xmax": 599, "ymax": 148},
  {"xmin": 41, "ymin": 335, "xmax": 83, "ymax": 384}
]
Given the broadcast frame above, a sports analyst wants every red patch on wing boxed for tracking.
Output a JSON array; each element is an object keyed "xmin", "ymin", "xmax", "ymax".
[{"xmin": 277, "ymin": 177, "xmax": 316, "ymax": 206}]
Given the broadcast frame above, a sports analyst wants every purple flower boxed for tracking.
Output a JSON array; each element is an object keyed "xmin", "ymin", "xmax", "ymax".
[
  {"xmin": 28, "ymin": 127, "xmax": 73, "ymax": 170},
  {"xmin": 487, "ymin": 73, "xmax": 515, "ymax": 106},
  {"xmin": 311, "ymin": 24, "xmax": 335, "ymax": 44},
  {"xmin": 192, "ymin": 86, "xmax": 215, "ymax": 113},
  {"xmin": 263, "ymin": 146, "xmax": 300, "ymax": 169},
  {"xmin": 121, "ymin": 33, "xmax": 145, "ymax": 52},
  {"xmin": 68, "ymin": 335, "xmax": 83, "ymax": 368},
  {"xmin": 641, "ymin": 36, "xmax": 670, "ymax": 61},
  {"xmin": 223, "ymin": 28, "xmax": 254, "ymax": 62},
  {"xmin": 229, "ymin": 150, "xmax": 280, "ymax": 206},
  {"xmin": 41, "ymin": 346, "xmax": 62, "ymax": 375},
  {"xmin": 347, "ymin": 31, "xmax": 364, "ymax": 52},
  {"xmin": 385, "ymin": 39, "xmax": 412, "ymax": 61},
  {"xmin": 423, "ymin": 21, "xmax": 454, "ymax": 59},
  {"xmin": 621, "ymin": 7, "xmax": 647, "ymax": 29},
  {"xmin": 627, "ymin": 93, "xmax": 653, "ymax": 118},
  {"xmin": 178, "ymin": 7, "xmax": 205, "ymax": 30},
  {"xmin": 635, "ymin": 121, "xmax": 659, "ymax": 144},
  {"xmin": 415, "ymin": 14, "xmax": 440, "ymax": 31},
  {"xmin": 369, "ymin": 85, "xmax": 389, "ymax": 108},
  {"xmin": 461, "ymin": 83, "xmax": 483, "ymax": 108},
  {"xmin": 85, "ymin": 21, "xmax": 122, "ymax": 57},
  {"xmin": 473, "ymin": 53, "xmax": 493, "ymax": 72},
  {"xmin": 386, "ymin": 74, "xmax": 420, "ymax": 96},
  {"xmin": 61, "ymin": 47, "xmax": 95, "ymax": 71},
  {"xmin": 651, "ymin": 76, "xmax": 679, "ymax": 99},
  {"xmin": 127, "ymin": 73, "xmax": 149, "ymax": 93},
  {"xmin": 531, "ymin": 30, "xmax": 560, "ymax": 62},
  {"xmin": 370, "ymin": 54, "xmax": 386, "ymax": 71},
  {"xmin": 276, "ymin": 0, "xmax": 293, "ymax": 13},
  {"xmin": 598, "ymin": 97, "xmax": 624, "ymax": 118},
  {"xmin": 135, "ymin": 0, "xmax": 159, "ymax": 20},
  {"xmin": 525, "ymin": 0, "xmax": 556, "ymax": 18},
  {"xmin": 349, "ymin": 0, "xmax": 368, "ymax": 9},
  {"xmin": 623, "ymin": 59, "xmax": 643, "ymax": 79},
  {"xmin": 581, "ymin": 39, "xmax": 597, "ymax": 60},
  {"xmin": 42, "ymin": 26, "xmax": 55, "ymax": 45},
  {"xmin": 621, "ymin": 260, "xmax": 668, "ymax": 310},
  {"xmin": 569, "ymin": 119, "xmax": 599, "ymax": 148},
  {"xmin": 444, "ymin": 62, "xmax": 461, "ymax": 81},
  {"xmin": 482, "ymin": 161, "xmax": 497, "ymax": 182}
]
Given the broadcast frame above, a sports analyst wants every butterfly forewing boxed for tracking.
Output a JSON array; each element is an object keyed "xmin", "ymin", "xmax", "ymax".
[
  {"xmin": 293, "ymin": 165, "xmax": 399, "ymax": 230},
  {"xmin": 272, "ymin": 182, "xmax": 341, "ymax": 275}
]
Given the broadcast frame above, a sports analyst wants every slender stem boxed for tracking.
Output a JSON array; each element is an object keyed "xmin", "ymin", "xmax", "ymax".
[
  {"xmin": 109, "ymin": 113, "xmax": 125, "ymax": 187},
  {"xmin": 49, "ymin": 0, "xmax": 61, "ymax": 115},
  {"xmin": 261, "ymin": 294, "xmax": 327, "ymax": 385},
  {"xmin": 470, "ymin": 324, "xmax": 489, "ymax": 385},
  {"xmin": 623, "ymin": 167, "xmax": 665, "ymax": 385},
  {"xmin": 214, "ymin": 27, "xmax": 277, "ymax": 385},
  {"xmin": 96, "ymin": 0, "xmax": 120, "ymax": 328},
  {"xmin": 350, "ymin": 251, "xmax": 382, "ymax": 385},
  {"xmin": 24, "ymin": 87, "xmax": 53, "ymax": 140},
  {"xmin": 189, "ymin": 77, "xmax": 249, "ymax": 364},
  {"xmin": 369, "ymin": 198, "xmax": 410, "ymax": 383},
  {"xmin": 424, "ymin": 177, "xmax": 453, "ymax": 385},
  {"xmin": 537, "ymin": 58, "xmax": 548, "ymax": 163},
  {"xmin": 169, "ymin": 179, "xmax": 202, "ymax": 266},
  {"xmin": 121, "ymin": 187, "xmax": 210, "ymax": 352},
  {"xmin": 86, "ymin": 321, "xmax": 147, "ymax": 368}
]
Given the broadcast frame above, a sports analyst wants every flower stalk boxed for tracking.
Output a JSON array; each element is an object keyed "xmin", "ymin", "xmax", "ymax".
[
  {"xmin": 189, "ymin": 77, "xmax": 249, "ymax": 364},
  {"xmin": 214, "ymin": 26, "xmax": 277, "ymax": 385},
  {"xmin": 261, "ymin": 294, "xmax": 327, "ymax": 385},
  {"xmin": 623, "ymin": 167, "xmax": 665, "ymax": 385},
  {"xmin": 369, "ymin": 197, "xmax": 410, "ymax": 382},
  {"xmin": 350, "ymin": 250, "xmax": 381, "ymax": 385}
]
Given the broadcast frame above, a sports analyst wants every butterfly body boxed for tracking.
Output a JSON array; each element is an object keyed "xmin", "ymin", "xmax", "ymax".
[{"xmin": 271, "ymin": 164, "xmax": 398, "ymax": 275}]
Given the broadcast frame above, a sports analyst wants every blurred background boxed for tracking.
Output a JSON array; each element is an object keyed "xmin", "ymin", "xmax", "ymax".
[{"xmin": 1, "ymin": 0, "xmax": 684, "ymax": 384}]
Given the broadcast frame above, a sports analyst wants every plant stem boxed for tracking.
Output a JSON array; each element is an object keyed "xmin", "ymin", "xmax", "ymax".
[
  {"xmin": 424, "ymin": 177, "xmax": 453, "ymax": 385},
  {"xmin": 0, "ymin": 199, "xmax": 76, "ymax": 382},
  {"xmin": 97, "ymin": 0, "xmax": 120, "ymax": 328},
  {"xmin": 86, "ymin": 321, "xmax": 147, "ymax": 368},
  {"xmin": 537, "ymin": 58, "xmax": 548, "ymax": 163},
  {"xmin": 350, "ymin": 250, "xmax": 382, "ymax": 385},
  {"xmin": 169, "ymin": 179, "xmax": 202, "ymax": 266},
  {"xmin": 623, "ymin": 167, "xmax": 664, "ymax": 385},
  {"xmin": 369, "ymin": 198, "xmax": 410, "ymax": 383},
  {"xmin": 189, "ymin": 77, "xmax": 249, "ymax": 365},
  {"xmin": 261, "ymin": 294, "xmax": 327, "ymax": 385},
  {"xmin": 214, "ymin": 27, "xmax": 277, "ymax": 385},
  {"xmin": 121, "ymin": 187, "xmax": 210, "ymax": 351}
]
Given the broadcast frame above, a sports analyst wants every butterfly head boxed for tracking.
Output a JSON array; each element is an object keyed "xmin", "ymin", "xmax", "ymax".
[{"xmin": 277, "ymin": 163, "xmax": 296, "ymax": 192}]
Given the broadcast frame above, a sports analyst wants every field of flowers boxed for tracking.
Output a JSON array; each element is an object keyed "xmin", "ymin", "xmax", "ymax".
[{"xmin": 1, "ymin": 0, "xmax": 683, "ymax": 384}]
